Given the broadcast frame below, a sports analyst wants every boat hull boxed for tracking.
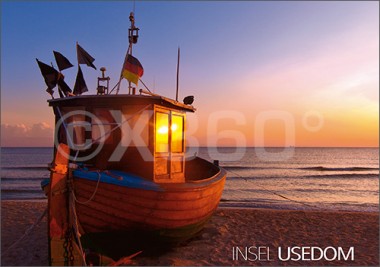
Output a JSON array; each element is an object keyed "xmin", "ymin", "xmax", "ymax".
[{"xmin": 72, "ymin": 158, "xmax": 226, "ymax": 243}]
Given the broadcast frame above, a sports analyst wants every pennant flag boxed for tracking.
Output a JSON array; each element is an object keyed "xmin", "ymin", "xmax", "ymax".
[
  {"xmin": 122, "ymin": 54, "xmax": 144, "ymax": 85},
  {"xmin": 76, "ymin": 43, "xmax": 96, "ymax": 70},
  {"xmin": 53, "ymin": 51, "xmax": 73, "ymax": 71},
  {"xmin": 57, "ymin": 74, "xmax": 72, "ymax": 96},
  {"xmin": 36, "ymin": 59, "xmax": 59, "ymax": 90},
  {"xmin": 73, "ymin": 66, "xmax": 88, "ymax": 95}
]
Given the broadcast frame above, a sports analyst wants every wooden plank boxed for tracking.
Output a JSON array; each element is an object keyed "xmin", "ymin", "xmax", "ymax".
[
  {"xmin": 48, "ymin": 143, "xmax": 84, "ymax": 266},
  {"xmin": 72, "ymin": 170, "xmax": 226, "ymax": 232},
  {"xmin": 75, "ymin": 179, "xmax": 222, "ymax": 211},
  {"xmin": 49, "ymin": 144, "xmax": 69, "ymax": 266}
]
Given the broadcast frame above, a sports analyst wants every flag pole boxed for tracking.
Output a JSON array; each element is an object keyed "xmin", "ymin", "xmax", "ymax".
[
  {"xmin": 117, "ymin": 11, "xmax": 138, "ymax": 95},
  {"xmin": 117, "ymin": 43, "xmax": 132, "ymax": 95},
  {"xmin": 51, "ymin": 62, "xmax": 64, "ymax": 97},
  {"xmin": 128, "ymin": 44, "xmax": 132, "ymax": 95},
  {"xmin": 176, "ymin": 47, "xmax": 180, "ymax": 101},
  {"xmin": 115, "ymin": 63, "xmax": 124, "ymax": 93}
]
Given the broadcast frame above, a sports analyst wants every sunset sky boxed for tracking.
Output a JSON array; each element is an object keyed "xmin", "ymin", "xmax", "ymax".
[{"xmin": 1, "ymin": 1, "xmax": 379, "ymax": 147}]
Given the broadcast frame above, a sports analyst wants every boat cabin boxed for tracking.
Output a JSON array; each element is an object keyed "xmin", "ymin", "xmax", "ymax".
[{"xmin": 48, "ymin": 93, "xmax": 195, "ymax": 183}]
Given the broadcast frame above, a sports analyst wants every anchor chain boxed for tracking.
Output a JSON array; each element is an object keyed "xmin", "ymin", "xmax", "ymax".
[
  {"xmin": 63, "ymin": 229, "xmax": 69, "ymax": 265},
  {"xmin": 63, "ymin": 227, "xmax": 75, "ymax": 266},
  {"xmin": 68, "ymin": 229, "xmax": 74, "ymax": 266}
]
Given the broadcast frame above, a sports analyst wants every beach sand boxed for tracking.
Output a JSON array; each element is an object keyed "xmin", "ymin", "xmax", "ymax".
[{"xmin": 1, "ymin": 200, "xmax": 378, "ymax": 266}]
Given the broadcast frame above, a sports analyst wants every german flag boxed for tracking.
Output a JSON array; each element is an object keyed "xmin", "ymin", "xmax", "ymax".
[{"xmin": 122, "ymin": 54, "xmax": 144, "ymax": 85}]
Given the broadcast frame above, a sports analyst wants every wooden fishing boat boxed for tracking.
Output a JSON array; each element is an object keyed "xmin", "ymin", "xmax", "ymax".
[
  {"xmin": 48, "ymin": 94, "xmax": 226, "ymax": 242},
  {"xmin": 39, "ymin": 11, "xmax": 226, "ymax": 264}
]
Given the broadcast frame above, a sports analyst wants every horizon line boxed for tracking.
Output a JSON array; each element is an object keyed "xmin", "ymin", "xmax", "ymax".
[{"xmin": 1, "ymin": 146, "xmax": 379, "ymax": 149}]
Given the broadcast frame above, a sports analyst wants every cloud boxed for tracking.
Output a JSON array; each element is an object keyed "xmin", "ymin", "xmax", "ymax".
[{"xmin": 1, "ymin": 122, "xmax": 54, "ymax": 147}]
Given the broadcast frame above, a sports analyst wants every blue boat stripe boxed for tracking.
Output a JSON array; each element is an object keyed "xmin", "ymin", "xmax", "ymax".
[{"xmin": 72, "ymin": 169, "xmax": 163, "ymax": 191}]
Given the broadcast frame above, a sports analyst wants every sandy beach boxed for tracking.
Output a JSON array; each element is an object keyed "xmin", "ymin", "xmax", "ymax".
[{"xmin": 1, "ymin": 200, "xmax": 378, "ymax": 266}]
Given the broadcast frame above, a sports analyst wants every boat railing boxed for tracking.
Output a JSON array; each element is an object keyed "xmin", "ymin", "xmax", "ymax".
[{"xmin": 185, "ymin": 157, "xmax": 221, "ymax": 182}]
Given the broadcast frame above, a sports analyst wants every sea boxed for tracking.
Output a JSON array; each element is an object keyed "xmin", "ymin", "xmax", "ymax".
[{"xmin": 1, "ymin": 147, "xmax": 379, "ymax": 212}]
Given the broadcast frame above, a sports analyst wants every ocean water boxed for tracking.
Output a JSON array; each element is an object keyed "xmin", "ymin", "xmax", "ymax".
[
  {"xmin": 1, "ymin": 147, "xmax": 378, "ymax": 212},
  {"xmin": 1, "ymin": 148, "xmax": 52, "ymax": 200}
]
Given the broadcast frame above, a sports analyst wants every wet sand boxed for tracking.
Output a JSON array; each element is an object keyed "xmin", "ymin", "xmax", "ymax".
[{"xmin": 1, "ymin": 200, "xmax": 378, "ymax": 266}]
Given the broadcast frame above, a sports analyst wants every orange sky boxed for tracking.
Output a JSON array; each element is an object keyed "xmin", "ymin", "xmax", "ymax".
[{"xmin": 1, "ymin": 1, "xmax": 379, "ymax": 147}]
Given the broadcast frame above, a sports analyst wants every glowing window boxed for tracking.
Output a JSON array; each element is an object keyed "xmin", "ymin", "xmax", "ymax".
[
  {"xmin": 155, "ymin": 112, "xmax": 169, "ymax": 152},
  {"xmin": 171, "ymin": 115, "xmax": 184, "ymax": 153}
]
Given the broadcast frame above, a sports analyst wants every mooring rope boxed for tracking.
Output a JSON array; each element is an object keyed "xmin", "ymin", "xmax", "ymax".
[
  {"xmin": 72, "ymin": 170, "xmax": 102, "ymax": 205},
  {"xmin": 69, "ymin": 190, "xmax": 87, "ymax": 265},
  {"xmin": 2, "ymin": 207, "xmax": 47, "ymax": 256},
  {"xmin": 226, "ymin": 169, "xmax": 322, "ymax": 210}
]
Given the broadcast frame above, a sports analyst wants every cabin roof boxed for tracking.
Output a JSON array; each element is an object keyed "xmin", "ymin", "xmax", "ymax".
[{"xmin": 47, "ymin": 94, "xmax": 196, "ymax": 112}]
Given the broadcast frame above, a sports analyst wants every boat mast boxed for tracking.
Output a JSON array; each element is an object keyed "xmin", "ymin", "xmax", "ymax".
[
  {"xmin": 176, "ymin": 47, "xmax": 180, "ymax": 101},
  {"xmin": 116, "ymin": 11, "xmax": 139, "ymax": 95}
]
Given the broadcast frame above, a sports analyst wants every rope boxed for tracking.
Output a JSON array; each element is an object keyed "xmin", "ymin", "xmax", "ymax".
[
  {"xmin": 2, "ymin": 207, "xmax": 47, "ymax": 256},
  {"xmin": 69, "ymin": 190, "xmax": 87, "ymax": 265},
  {"xmin": 72, "ymin": 170, "xmax": 101, "ymax": 205},
  {"xmin": 138, "ymin": 78, "xmax": 152, "ymax": 93},
  {"xmin": 226, "ymin": 169, "xmax": 322, "ymax": 210},
  {"xmin": 108, "ymin": 80, "xmax": 121, "ymax": 94},
  {"xmin": 72, "ymin": 104, "xmax": 152, "ymax": 158}
]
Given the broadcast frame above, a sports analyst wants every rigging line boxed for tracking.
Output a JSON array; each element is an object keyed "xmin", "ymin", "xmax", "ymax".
[
  {"xmin": 72, "ymin": 104, "xmax": 152, "ymax": 162},
  {"xmin": 226, "ymin": 169, "xmax": 321, "ymax": 210},
  {"xmin": 69, "ymin": 191, "xmax": 87, "ymax": 265},
  {"xmin": 89, "ymin": 104, "xmax": 151, "ymax": 145},
  {"xmin": 2, "ymin": 208, "xmax": 47, "ymax": 256},
  {"xmin": 55, "ymin": 106, "xmax": 75, "ymax": 149},
  {"xmin": 139, "ymin": 78, "xmax": 152, "ymax": 93},
  {"xmin": 108, "ymin": 80, "xmax": 121, "ymax": 94}
]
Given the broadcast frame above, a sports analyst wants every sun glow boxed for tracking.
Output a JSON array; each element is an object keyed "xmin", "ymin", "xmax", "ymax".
[{"xmin": 1, "ymin": 2, "xmax": 378, "ymax": 147}]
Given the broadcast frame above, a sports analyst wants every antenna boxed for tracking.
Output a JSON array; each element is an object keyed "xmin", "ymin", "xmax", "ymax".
[
  {"xmin": 176, "ymin": 47, "xmax": 180, "ymax": 101},
  {"xmin": 116, "ymin": 11, "xmax": 139, "ymax": 94}
]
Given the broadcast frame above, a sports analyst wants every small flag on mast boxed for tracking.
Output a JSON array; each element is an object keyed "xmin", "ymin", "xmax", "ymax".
[
  {"xmin": 122, "ymin": 54, "xmax": 144, "ymax": 85},
  {"xmin": 36, "ymin": 59, "xmax": 59, "ymax": 90},
  {"xmin": 76, "ymin": 43, "xmax": 96, "ymax": 70},
  {"xmin": 53, "ymin": 51, "xmax": 73, "ymax": 71},
  {"xmin": 73, "ymin": 66, "xmax": 88, "ymax": 95}
]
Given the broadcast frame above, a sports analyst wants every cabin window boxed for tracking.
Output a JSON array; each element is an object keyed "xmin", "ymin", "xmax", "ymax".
[
  {"xmin": 155, "ymin": 112, "xmax": 169, "ymax": 152},
  {"xmin": 154, "ymin": 108, "xmax": 185, "ymax": 183},
  {"xmin": 171, "ymin": 115, "xmax": 184, "ymax": 153}
]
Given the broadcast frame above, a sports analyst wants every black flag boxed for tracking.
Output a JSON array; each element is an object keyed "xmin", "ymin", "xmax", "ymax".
[
  {"xmin": 73, "ymin": 66, "xmax": 88, "ymax": 95},
  {"xmin": 53, "ymin": 51, "xmax": 74, "ymax": 71},
  {"xmin": 76, "ymin": 43, "xmax": 96, "ymax": 70},
  {"xmin": 57, "ymin": 74, "xmax": 72, "ymax": 96},
  {"xmin": 36, "ymin": 59, "xmax": 58, "ymax": 90}
]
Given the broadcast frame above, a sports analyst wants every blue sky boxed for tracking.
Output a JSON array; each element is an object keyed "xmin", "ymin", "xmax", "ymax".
[{"xmin": 1, "ymin": 1, "xmax": 379, "ymax": 147}]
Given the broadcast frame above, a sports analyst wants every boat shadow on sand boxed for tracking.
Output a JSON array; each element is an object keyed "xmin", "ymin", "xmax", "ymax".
[{"xmin": 81, "ymin": 227, "xmax": 209, "ymax": 263}]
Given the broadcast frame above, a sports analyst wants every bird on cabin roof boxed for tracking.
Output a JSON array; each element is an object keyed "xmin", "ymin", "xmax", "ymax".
[{"xmin": 183, "ymin": 95, "xmax": 194, "ymax": 105}]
